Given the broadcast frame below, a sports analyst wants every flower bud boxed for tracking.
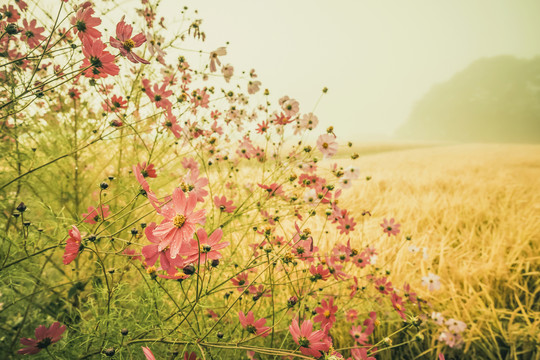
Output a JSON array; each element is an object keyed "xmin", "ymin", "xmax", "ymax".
[
  {"xmin": 16, "ymin": 202, "xmax": 27, "ymax": 212},
  {"xmin": 183, "ymin": 264, "xmax": 195, "ymax": 275}
]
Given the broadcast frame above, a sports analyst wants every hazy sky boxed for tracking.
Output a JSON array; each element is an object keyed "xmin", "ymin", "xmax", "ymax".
[{"xmin": 164, "ymin": 1, "xmax": 540, "ymax": 140}]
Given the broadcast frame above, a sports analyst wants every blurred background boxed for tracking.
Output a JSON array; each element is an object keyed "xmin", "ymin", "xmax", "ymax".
[{"xmin": 169, "ymin": 0, "xmax": 540, "ymax": 143}]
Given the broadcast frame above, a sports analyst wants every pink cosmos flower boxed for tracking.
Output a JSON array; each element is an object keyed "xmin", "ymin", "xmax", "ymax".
[
  {"xmin": 81, "ymin": 38, "xmax": 119, "ymax": 79},
  {"xmin": 258, "ymin": 183, "xmax": 286, "ymax": 199},
  {"xmin": 67, "ymin": 88, "xmax": 81, "ymax": 100},
  {"xmin": 309, "ymin": 264, "xmax": 331, "ymax": 281},
  {"xmin": 185, "ymin": 228, "xmax": 228, "ymax": 263},
  {"xmin": 337, "ymin": 211, "xmax": 356, "ymax": 235},
  {"xmin": 350, "ymin": 325, "xmax": 370, "ymax": 345},
  {"xmin": 248, "ymin": 285, "xmax": 271, "ymax": 300},
  {"xmin": 142, "ymin": 346, "xmax": 156, "ymax": 360},
  {"xmin": 281, "ymin": 98, "xmax": 299, "ymax": 117},
  {"xmin": 403, "ymin": 283, "xmax": 418, "ymax": 304},
  {"xmin": 247, "ymin": 80, "xmax": 261, "ymax": 94},
  {"xmin": 152, "ymin": 188, "xmax": 207, "ymax": 259},
  {"xmin": 143, "ymin": 78, "xmax": 173, "ymax": 110},
  {"xmin": 102, "ymin": 95, "xmax": 127, "ymax": 112},
  {"xmin": 351, "ymin": 348, "xmax": 376, "ymax": 360},
  {"xmin": 15, "ymin": 0, "xmax": 28, "ymax": 11},
  {"xmin": 325, "ymin": 257, "xmax": 349, "ymax": 281},
  {"xmin": 110, "ymin": 16, "xmax": 149, "ymax": 64},
  {"xmin": 391, "ymin": 292, "xmax": 406, "ymax": 320},
  {"xmin": 18, "ymin": 322, "xmax": 66, "ymax": 355},
  {"xmin": 133, "ymin": 164, "xmax": 150, "ymax": 194},
  {"xmin": 209, "ymin": 47, "xmax": 226, "ymax": 72},
  {"xmin": 1, "ymin": 5, "xmax": 20, "ymax": 23},
  {"xmin": 182, "ymin": 157, "xmax": 199, "ymax": 171},
  {"xmin": 446, "ymin": 318, "xmax": 467, "ymax": 333},
  {"xmin": 63, "ymin": 225, "xmax": 82, "ymax": 265},
  {"xmin": 316, "ymin": 133, "xmax": 339, "ymax": 158},
  {"xmin": 256, "ymin": 120, "xmax": 269, "ymax": 134},
  {"xmin": 231, "ymin": 272, "xmax": 249, "ymax": 292},
  {"xmin": 431, "ymin": 311, "xmax": 445, "ymax": 326},
  {"xmin": 273, "ymin": 112, "xmax": 292, "ymax": 126},
  {"xmin": 214, "ymin": 195, "xmax": 236, "ymax": 213},
  {"xmin": 352, "ymin": 249, "xmax": 373, "ymax": 269},
  {"xmin": 298, "ymin": 113, "xmax": 319, "ymax": 131},
  {"xmin": 21, "ymin": 19, "xmax": 46, "ymax": 48},
  {"xmin": 363, "ymin": 311, "xmax": 377, "ymax": 332},
  {"xmin": 180, "ymin": 169, "xmax": 208, "ymax": 203},
  {"xmin": 422, "ymin": 272, "xmax": 441, "ymax": 291},
  {"xmin": 289, "ymin": 319, "xmax": 328, "ymax": 358},
  {"xmin": 162, "ymin": 110, "xmax": 182, "ymax": 138},
  {"xmin": 221, "ymin": 64, "xmax": 234, "ymax": 82},
  {"xmin": 184, "ymin": 352, "xmax": 199, "ymax": 360},
  {"xmin": 137, "ymin": 162, "xmax": 157, "ymax": 178},
  {"xmin": 210, "ymin": 110, "xmax": 221, "ymax": 120},
  {"xmin": 211, "ymin": 120, "xmax": 223, "ymax": 135},
  {"xmin": 142, "ymin": 223, "xmax": 184, "ymax": 274},
  {"xmin": 145, "ymin": 31, "xmax": 166, "ymax": 64},
  {"xmin": 373, "ymin": 276, "xmax": 393, "ymax": 295},
  {"xmin": 81, "ymin": 204, "xmax": 110, "ymax": 224},
  {"xmin": 238, "ymin": 311, "xmax": 271, "ymax": 338},
  {"xmin": 346, "ymin": 309, "xmax": 358, "ymax": 322},
  {"xmin": 191, "ymin": 88, "xmax": 210, "ymax": 108},
  {"xmin": 349, "ymin": 276, "xmax": 360, "ymax": 298},
  {"xmin": 313, "ymin": 297, "xmax": 338, "ymax": 330},
  {"xmin": 71, "ymin": 6, "xmax": 101, "ymax": 42},
  {"xmin": 439, "ymin": 330, "xmax": 464, "ymax": 348},
  {"xmin": 380, "ymin": 218, "xmax": 401, "ymax": 236}
]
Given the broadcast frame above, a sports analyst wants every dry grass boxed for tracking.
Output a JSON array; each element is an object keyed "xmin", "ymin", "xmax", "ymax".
[{"xmin": 332, "ymin": 143, "xmax": 540, "ymax": 359}]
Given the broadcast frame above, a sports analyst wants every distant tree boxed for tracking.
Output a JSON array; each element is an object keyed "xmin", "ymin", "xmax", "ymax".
[{"xmin": 397, "ymin": 55, "xmax": 540, "ymax": 143}]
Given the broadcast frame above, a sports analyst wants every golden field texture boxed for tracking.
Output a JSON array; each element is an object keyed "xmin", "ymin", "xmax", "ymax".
[{"xmin": 334, "ymin": 143, "xmax": 539, "ymax": 359}]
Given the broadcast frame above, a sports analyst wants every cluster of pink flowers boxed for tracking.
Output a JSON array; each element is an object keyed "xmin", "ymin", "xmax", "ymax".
[{"xmin": 2, "ymin": 1, "xmax": 450, "ymax": 358}]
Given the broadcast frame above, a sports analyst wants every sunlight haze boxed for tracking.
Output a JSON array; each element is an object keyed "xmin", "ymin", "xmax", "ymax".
[{"xmin": 170, "ymin": 0, "xmax": 540, "ymax": 141}]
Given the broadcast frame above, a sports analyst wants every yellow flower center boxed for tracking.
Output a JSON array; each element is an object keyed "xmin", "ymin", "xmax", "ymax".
[
  {"xmin": 180, "ymin": 182, "xmax": 195, "ymax": 192},
  {"xmin": 173, "ymin": 214, "xmax": 186, "ymax": 228},
  {"xmin": 322, "ymin": 142, "xmax": 329, "ymax": 149},
  {"xmin": 123, "ymin": 38, "xmax": 135, "ymax": 51},
  {"xmin": 324, "ymin": 310, "xmax": 331, "ymax": 318}
]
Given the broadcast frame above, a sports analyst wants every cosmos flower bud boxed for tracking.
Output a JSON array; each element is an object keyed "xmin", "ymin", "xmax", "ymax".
[
  {"xmin": 183, "ymin": 264, "xmax": 195, "ymax": 275},
  {"xmin": 5, "ymin": 23, "xmax": 20, "ymax": 35},
  {"xmin": 287, "ymin": 296, "xmax": 298, "ymax": 308},
  {"xmin": 16, "ymin": 202, "xmax": 27, "ymax": 212}
]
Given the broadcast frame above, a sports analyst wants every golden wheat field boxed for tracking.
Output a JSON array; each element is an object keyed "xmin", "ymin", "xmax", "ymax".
[{"xmin": 324, "ymin": 143, "xmax": 539, "ymax": 359}]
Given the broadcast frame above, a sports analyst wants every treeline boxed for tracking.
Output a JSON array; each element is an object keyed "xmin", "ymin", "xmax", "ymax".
[{"xmin": 398, "ymin": 55, "xmax": 540, "ymax": 143}]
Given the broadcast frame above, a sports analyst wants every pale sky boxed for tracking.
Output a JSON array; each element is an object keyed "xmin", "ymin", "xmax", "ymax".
[{"xmin": 163, "ymin": 0, "xmax": 540, "ymax": 141}]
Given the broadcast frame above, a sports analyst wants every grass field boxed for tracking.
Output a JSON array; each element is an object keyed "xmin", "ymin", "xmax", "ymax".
[{"xmin": 333, "ymin": 143, "xmax": 540, "ymax": 359}]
